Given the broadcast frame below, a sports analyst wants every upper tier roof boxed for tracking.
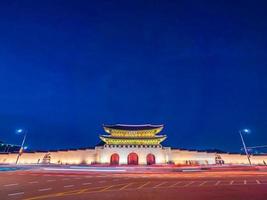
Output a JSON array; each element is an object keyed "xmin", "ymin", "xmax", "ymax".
[{"xmin": 103, "ymin": 124, "xmax": 164, "ymax": 131}]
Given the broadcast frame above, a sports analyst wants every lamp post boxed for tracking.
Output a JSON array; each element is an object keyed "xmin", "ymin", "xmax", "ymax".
[
  {"xmin": 15, "ymin": 129, "xmax": 27, "ymax": 165},
  {"xmin": 239, "ymin": 129, "xmax": 251, "ymax": 165}
]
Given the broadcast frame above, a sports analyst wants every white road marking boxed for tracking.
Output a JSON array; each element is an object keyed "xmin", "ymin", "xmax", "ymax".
[
  {"xmin": 183, "ymin": 181, "xmax": 194, "ymax": 187},
  {"xmin": 29, "ymin": 181, "xmax": 38, "ymax": 184},
  {"xmin": 244, "ymin": 180, "xmax": 247, "ymax": 185},
  {"xmin": 230, "ymin": 180, "xmax": 234, "ymax": 185},
  {"xmin": 169, "ymin": 181, "xmax": 182, "ymax": 187},
  {"xmin": 64, "ymin": 185, "xmax": 74, "ymax": 188},
  {"xmin": 137, "ymin": 181, "xmax": 150, "ymax": 189},
  {"xmin": 82, "ymin": 182, "xmax": 92, "ymax": 185},
  {"xmin": 100, "ymin": 185, "xmax": 114, "ymax": 191},
  {"xmin": 256, "ymin": 180, "xmax": 261, "ymax": 184},
  {"xmin": 8, "ymin": 192, "xmax": 24, "ymax": 196},
  {"xmin": 47, "ymin": 180, "xmax": 56, "ymax": 182},
  {"xmin": 215, "ymin": 181, "xmax": 221, "ymax": 186},
  {"xmin": 119, "ymin": 183, "xmax": 133, "ymax": 190},
  {"xmin": 153, "ymin": 182, "xmax": 168, "ymax": 188},
  {"xmin": 199, "ymin": 181, "xmax": 207, "ymax": 186},
  {"xmin": 38, "ymin": 188, "xmax": 52, "ymax": 192},
  {"xmin": 4, "ymin": 183, "xmax": 18, "ymax": 187}
]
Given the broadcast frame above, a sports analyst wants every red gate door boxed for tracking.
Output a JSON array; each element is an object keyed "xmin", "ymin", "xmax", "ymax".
[
  {"xmin": 110, "ymin": 153, "xmax": 119, "ymax": 165},
  {"xmin": 127, "ymin": 153, "xmax": 138, "ymax": 165},
  {"xmin": 146, "ymin": 154, "xmax": 155, "ymax": 165}
]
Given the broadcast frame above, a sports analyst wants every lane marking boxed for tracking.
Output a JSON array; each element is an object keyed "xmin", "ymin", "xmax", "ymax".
[
  {"xmin": 230, "ymin": 180, "xmax": 234, "ymax": 185},
  {"xmin": 183, "ymin": 181, "xmax": 194, "ymax": 187},
  {"xmin": 119, "ymin": 183, "xmax": 134, "ymax": 190},
  {"xmin": 47, "ymin": 180, "xmax": 56, "ymax": 182},
  {"xmin": 199, "ymin": 181, "xmax": 207, "ymax": 186},
  {"xmin": 8, "ymin": 192, "xmax": 24, "ymax": 196},
  {"xmin": 256, "ymin": 180, "xmax": 261, "ymax": 184},
  {"xmin": 100, "ymin": 185, "xmax": 114, "ymax": 192},
  {"xmin": 29, "ymin": 181, "xmax": 39, "ymax": 184},
  {"xmin": 153, "ymin": 182, "xmax": 168, "ymax": 188},
  {"xmin": 64, "ymin": 185, "xmax": 74, "ymax": 188},
  {"xmin": 4, "ymin": 183, "xmax": 18, "ymax": 187},
  {"xmin": 62, "ymin": 178, "xmax": 70, "ymax": 181},
  {"xmin": 38, "ymin": 188, "xmax": 52, "ymax": 192},
  {"xmin": 137, "ymin": 181, "xmax": 150, "ymax": 189},
  {"xmin": 82, "ymin": 182, "xmax": 92, "ymax": 185},
  {"xmin": 244, "ymin": 180, "xmax": 247, "ymax": 185},
  {"xmin": 215, "ymin": 181, "xmax": 221, "ymax": 186},
  {"xmin": 169, "ymin": 181, "xmax": 181, "ymax": 187}
]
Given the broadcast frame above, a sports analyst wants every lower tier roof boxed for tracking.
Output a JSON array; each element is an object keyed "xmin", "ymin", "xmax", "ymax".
[{"xmin": 99, "ymin": 135, "xmax": 166, "ymax": 145}]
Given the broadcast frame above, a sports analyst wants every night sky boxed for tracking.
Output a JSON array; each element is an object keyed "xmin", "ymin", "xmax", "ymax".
[{"xmin": 0, "ymin": 1, "xmax": 267, "ymax": 152}]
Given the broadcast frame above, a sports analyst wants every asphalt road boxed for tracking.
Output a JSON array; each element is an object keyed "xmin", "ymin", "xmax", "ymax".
[{"xmin": 1, "ymin": 168, "xmax": 267, "ymax": 200}]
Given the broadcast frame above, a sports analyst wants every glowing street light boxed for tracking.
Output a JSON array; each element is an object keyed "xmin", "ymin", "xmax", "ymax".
[
  {"xmin": 243, "ymin": 129, "xmax": 250, "ymax": 134},
  {"xmin": 16, "ymin": 129, "xmax": 23, "ymax": 133},
  {"xmin": 239, "ymin": 129, "xmax": 251, "ymax": 165},
  {"xmin": 15, "ymin": 129, "xmax": 27, "ymax": 165}
]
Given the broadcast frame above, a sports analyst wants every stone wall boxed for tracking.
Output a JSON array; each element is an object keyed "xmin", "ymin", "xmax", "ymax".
[
  {"xmin": 0, "ymin": 147, "xmax": 267, "ymax": 165},
  {"xmin": 0, "ymin": 149, "xmax": 96, "ymax": 165}
]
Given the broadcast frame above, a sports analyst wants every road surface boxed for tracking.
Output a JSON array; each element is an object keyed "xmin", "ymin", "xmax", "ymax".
[{"xmin": 1, "ymin": 166, "xmax": 267, "ymax": 200}]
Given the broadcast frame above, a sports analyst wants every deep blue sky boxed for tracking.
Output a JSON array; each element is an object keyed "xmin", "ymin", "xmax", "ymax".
[{"xmin": 0, "ymin": 0, "xmax": 267, "ymax": 152}]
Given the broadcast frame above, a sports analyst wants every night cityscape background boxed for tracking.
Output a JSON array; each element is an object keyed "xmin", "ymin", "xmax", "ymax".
[{"xmin": 0, "ymin": 1, "xmax": 267, "ymax": 152}]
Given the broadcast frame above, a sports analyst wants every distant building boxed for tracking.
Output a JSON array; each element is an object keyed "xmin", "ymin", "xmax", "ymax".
[{"xmin": 0, "ymin": 124, "xmax": 267, "ymax": 165}]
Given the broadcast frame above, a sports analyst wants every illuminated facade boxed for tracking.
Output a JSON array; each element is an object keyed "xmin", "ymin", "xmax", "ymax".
[
  {"xmin": 0, "ymin": 124, "xmax": 267, "ymax": 166},
  {"xmin": 97, "ymin": 124, "xmax": 170, "ymax": 165},
  {"xmin": 100, "ymin": 124, "xmax": 166, "ymax": 145}
]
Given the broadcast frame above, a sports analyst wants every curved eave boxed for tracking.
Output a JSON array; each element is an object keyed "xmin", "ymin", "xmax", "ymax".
[
  {"xmin": 103, "ymin": 126, "xmax": 164, "ymax": 135},
  {"xmin": 103, "ymin": 124, "xmax": 163, "ymax": 131},
  {"xmin": 99, "ymin": 135, "xmax": 167, "ymax": 145},
  {"xmin": 100, "ymin": 135, "xmax": 166, "ymax": 139}
]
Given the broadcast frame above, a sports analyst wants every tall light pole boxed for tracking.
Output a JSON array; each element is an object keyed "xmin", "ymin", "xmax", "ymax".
[
  {"xmin": 239, "ymin": 129, "xmax": 251, "ymax": 165},
  {"xmin": 15, "ymin": 129, "xmax": 27, "ymax": 165}
]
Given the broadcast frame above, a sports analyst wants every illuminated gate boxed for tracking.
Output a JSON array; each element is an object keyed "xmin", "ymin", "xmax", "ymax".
[
  {"xmin": 146, "ymin": 153, "xmax": 156, "ymax": 165},
  {"xmin": 110, "ymin": 153, "xmax": 119, "ymax": 165},
  {"xmin": 127, "ymin": 152, "xmax": 138, "ymax": 165}
]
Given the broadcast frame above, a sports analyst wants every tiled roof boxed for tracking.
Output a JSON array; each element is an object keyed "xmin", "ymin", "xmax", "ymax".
[{"xmin": 103, "ymin": 124, "xmax": 163, "ymax": 130}]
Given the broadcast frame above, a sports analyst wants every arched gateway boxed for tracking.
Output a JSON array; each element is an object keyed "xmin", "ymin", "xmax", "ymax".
[
  {"xmin": 110, "ymin": 153, "xmax": 119, "ymax": 165},
  {"xmin": 146, "ymin": 153, "xmax": 156, "ymax": 165},
  {"xmin": 100, "ymin": 124, "xmax": 167, "ymax": 165},
  {"xmin": 127, "ymin": 153, "xmax": 138, "ymax": 165}
]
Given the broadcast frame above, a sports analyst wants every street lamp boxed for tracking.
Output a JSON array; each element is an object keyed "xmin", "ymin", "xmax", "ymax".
[
  {"xmin": 15, "ymin": 129, "xmax": 27, "ymax": 165},
  {"xmin": 239, "ymin": 129, "xmax": 251, "ymax": 165}
]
